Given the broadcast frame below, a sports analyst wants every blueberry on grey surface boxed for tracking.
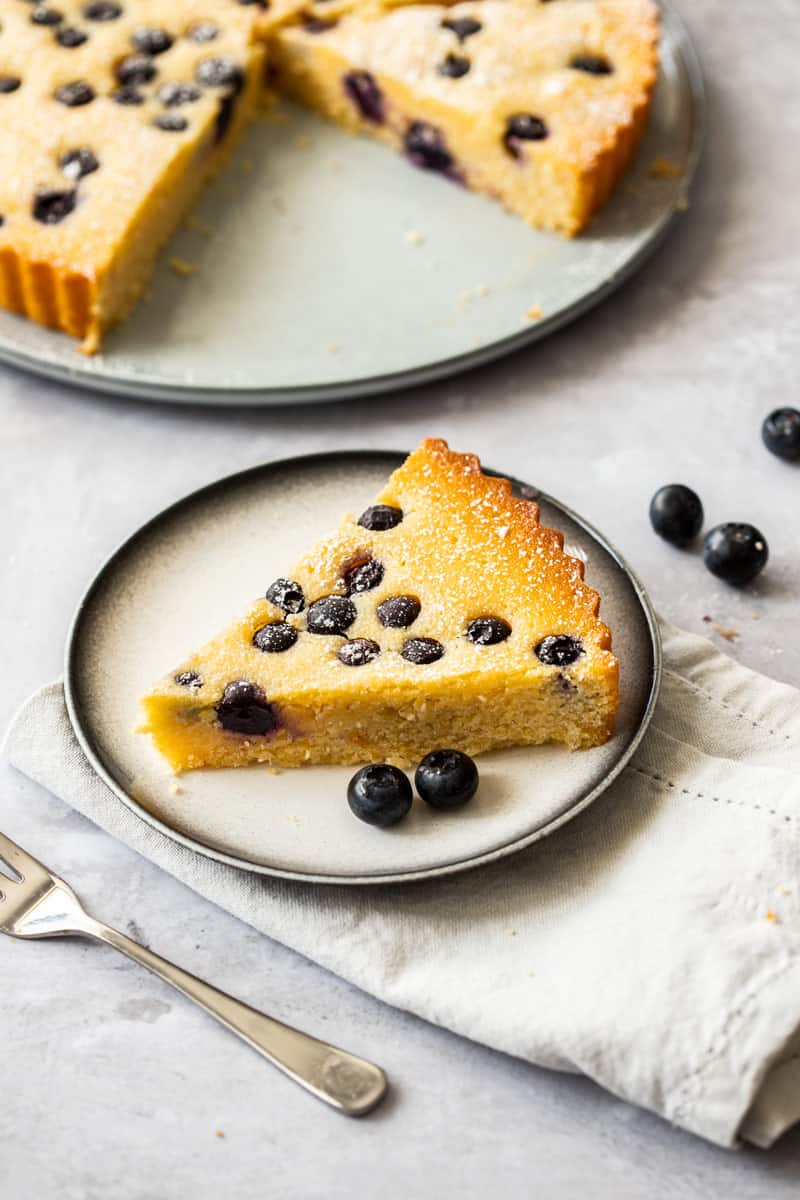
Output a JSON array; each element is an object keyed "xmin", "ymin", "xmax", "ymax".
[
  {"xmin": 158, "ymin": 81, "xmax": 202, "ymax": 106},
  {"xmin": 357, "ymin": 504, "xmax": 403, "ymax": 531},
  {"xmin": 188, "ymin": 21, "xmax": 219, "ymax": 42},
  {"xmin": 196, "ymin": 57, "xmax": 244, "ymax": 91},
  {"xmin": 377, "ymin": 595, "xmax": 421, "ymax": 628},
  {"xmin": 466, "ymin": 616, "xmax": 511, "ymax": 645},
  {"xmin": 83, "ymin": 1, "xmax": 122, "ymax": 19},
  {"xmin": 116, "ymin": 53, "xmax": 157, "ymax": 85},
  {"xmin": 404, "ymin": 122, "xmax": 455, "ymax": 174},
  {"xmin": 132, "ymin": 27, "xmax": 174, "ymax": 55},
  {"xmin": 415, "ymin": 749, "xmax": 478, "ymax": 810},
  {"xmin": 55, "ymin": 26, "xmax": 88, "ymax": 46},
  {"xmin": 762, "ymin": 407, "xmax": 800, "ymax": 461},
  {"xmin": 401, "ymin": 637, "xmax": 444, "ymax": 664},
  {"xmin": 155, "ymin": 112, "xmax": 188, "ymax": 132},
  {"xmin": 174, "ymin": 670, "xmax": 202, "ymax": 690},
  {"xmin": 343, "ymin": 557, "xmax": 385, "ymax": 594},
  {"xmin": 306, "ymin": 595, "xmax": 357, "ymax": 635},
  {"xmin": 347, "ymin": 764, "xmax": 413, "ymax": 828},
  {"xmin": 112, "ymin": 85, "xmax": 144, "ymax": 104},
  {"xmin": 31, "ymin": 6, "xmax": 63, "ymax": 26},
  {"xmin": 438, "ymin": 53, "xmax": 470, "ymax": 78},
  {"xmin": 570, "ymin": 54, "xmax": 613, "ymax": 75},
  {"xmin": 54, "ymin": 80, "xmax": 95, "ymax": 105},
  {"xmin": 338, "ymin": 638, "xmax": 381, "ymax": 667},
  {"xmin": 649, "ymin": 484, "xmax": 704, "ymax": 547},
  {"xmin": 343, "ymin": 70, "xmax": 385, "ymax": 124},
  {"xmin": 253, "ymin": 621, "xmax": 298, "ymax": 653},
  {"xmin": 216, "ymin": 681, "xmax": 278, "ymax": 735},
  {"xmin": 535, "ymin": 635, "xmax": 583, "ymax": 667},
  {"xmin": 504, "ymin": 113, "xmax": 548, "ymax": 158},
  {"xmin": 702, "ymin": 524, "xmax": 769, "ymax": 586},
  {"xmin": 441, "ymin": 16, "xmax": 482, "ymax": 41},
  {"xmin": 59, "ymin": 147, "xmax": 100, "ymax": 179},
  {"xmin": 0, "ymin": 76, "xmax": 22, "ymax": 94},
  {"xmin": 33, "ymin": 188, "xmax": 77, "ymax": 225},
  {"xmin": 266, "ymin": 577, "xmax": 305, "ymax": 614}
]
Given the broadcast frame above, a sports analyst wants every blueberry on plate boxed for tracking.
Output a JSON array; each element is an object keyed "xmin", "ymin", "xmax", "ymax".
[
  {"xmin": 702, "ymin": 523, "xmax": 768, "ymax": 586},
  {"xmin": 649, "ymin": 484, "xmax": 703, "ymax": 547},
  {"xmin": 762, "ymin": 407, "xmax": 800, "ymax": 461},
  {"xmin": 347, "ymin": 764, "xmax": 413, "ymax": 827},
  {"xmin": 415, "ymin": 749, "xmax": 478, "ymax": 810}
]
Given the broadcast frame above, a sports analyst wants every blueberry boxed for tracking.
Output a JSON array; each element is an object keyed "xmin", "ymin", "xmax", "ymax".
[
  {"xmin": 343, "ymin": 70, "xmax": 384, "ymax": 124},
  {"xmin": 570, "ymin": 54, "xmax": 613, "ymax": 75},
  {"xmin": 404, "ymin": 122, "xmax": 454, "ymax": 173},
  {"xmin": 132, "ymin": 27, "xmax": 174, "ymax": 55},
  {"xmin": 158, "ymin": 81, "xmax": 202, "ymax": 106},
  {"xmin": 59, "ymin": 147, "xmax": 99, "ymax": 179},
  {"xmin": 31, "ymin": 6, "xmax": 63, "ymax": 26},
  {"xmin": 357, "ymin": 504, "xmax": 403, "ymax": 531},
  {"xmin": 441, "ymin": 16, "xmax": 482, "ymax": 41},
  {"xmin": 337, "ymin": 638, "xmax": 380, "ymax": 667},
  {"xmin": 0, "ymin": 216, "xmax": 5, "ymax": 228},
  {"xmin": 112, "ymin": 85, "xmax": 144, "ymax": 104},
  {"xmin": 116, "ymin": 54, "xmax": 157, "ymax": 85},
  {"xmin": 343, "ymin": 557, "xmax": 384, "ymax": 594},
  {"xmin": 155, "ymin": 113, "xmax": 188, "ymax": 132},
  {"xmin": 266, "ymin": 577, "xmax": 305, "ymax": 615},
  {"xmin": 415, "ymin": 749, "xmax": 478, "ymax": 810},
  {"xmin": 377, "ymin": 595, "xmax": 420, "ymax": 628},
  {"xmin": 466, "ymin": 616, "xmax": 511, "ymax": 645},
  {"xmin": 306, "ymin": 595, "xmax": 357, "ymax": 635},
  {"xmin": 55, "ymin": 27, "xmax": 87, "ymax": 46},
  {"xmin": 216, "ymin": 680, "xmax": 278, "ymax": 735},
  {"xmin": 54, "ymin": 80, "xmax": 95, "ymax": 106},
  {"xmin": 196, "ymin": 57, "xmax": 244, "ymax": 91},
  {"xmin": 174, "ymin": 670, "xmax": 202, "ymax": 689},
  {"xmin": 0, "ymin": 76, "xmax": 22, "ymax": 94},
  {"xmin": 187, "ymin": 22, "xmax": 219, "ymax": 43},
  {"xmin": 83, "ymin": 1, "xmax": 122, "ymax": 19},
  {"xmin": 762, "ymin": 408, "xmax": 800, "ymax": 461},
  {"xmin": 402, "ymin": 637, "xmax": 444, "ymax": 664},
  {"xmin": 303, "ymin": 16, "xmax": 338, "ymax": 32},
  {"xmin": 253, "ymin": 621, "xmax": 298, "ymax": 653},
  {"xmin": 504, "ymin": 113, "xmax": 548, "ymax": 159},
  {"xmin": 535, "ymin": 635, "xmax": 583, "ymax": 667},
  {"xmin": 32, "ymin": 188, "xmax": 77, "ymax": 224},
  {"xmin": 438, "ymin": 53, "xmax": 470, "ymax": 78},
  {"xmin": 702, "ymin": 524, "xmax": 769, "ymax": 586},
  {"xmin": 347, "ymin": 764, "xmax": 412, "ymax": 828},
  {"xmin": 649, "ymin": 484, "xmax": 704, "ymax": 547}
]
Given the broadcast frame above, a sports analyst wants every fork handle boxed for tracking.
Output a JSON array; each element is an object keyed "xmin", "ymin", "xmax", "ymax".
[{"xmin": 79, "ymin": 919, "xmax": 387, "ymax": 1116}]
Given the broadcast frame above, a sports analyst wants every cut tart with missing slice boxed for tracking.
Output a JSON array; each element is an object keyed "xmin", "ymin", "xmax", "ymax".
[
  {"xmin": 271, "ymin": 0, "xmax": 660, "ymax": 236},
  {"xmin": 141, "ymin": 439, "xmax": 619, "ymax": 772},
  {"xmin": 0, "ymin": 0, "xmax": 264, "ymax": 353}
]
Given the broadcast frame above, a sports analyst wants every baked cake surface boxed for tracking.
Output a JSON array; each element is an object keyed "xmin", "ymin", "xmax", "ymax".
[
  {"xmin": 0, "ymin": 0, "xmax": 659, "ymax": 350},
  {"xmin": 141, "ymin": 439, "xmax": 619, "ymax": 772},
  {"xmin": 0, "ymin": 0, "xmax": 263, "ymax": 352},
  {"xmin": 272, "ymin": 0, "xmax": 660, "ymax": 236}
]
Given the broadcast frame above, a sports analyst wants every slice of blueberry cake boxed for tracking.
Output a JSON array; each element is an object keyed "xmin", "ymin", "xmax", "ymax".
[
  {"xmin": 0, "ymin": 0, "xmax": 264, "ymax": 352},
  {"xmin": 141, "ymin": 439, "xmax": 619, "ymax": 772},
  {"xmin": 270, "ymin": 0, "xmax": 659, "ymax": 235}
]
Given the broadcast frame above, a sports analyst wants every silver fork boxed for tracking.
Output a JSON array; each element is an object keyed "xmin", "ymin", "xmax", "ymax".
[{"xmin": 0, "ymin": 829, "xmax": 387, "ymax": 1116}]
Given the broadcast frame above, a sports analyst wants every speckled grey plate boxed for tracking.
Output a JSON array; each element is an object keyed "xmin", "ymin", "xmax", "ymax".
[
  {"xmin": 64, "ymin": 450, "xmax": 661, "ymax": 884},
  {"xmin": 0, "ymin": 2, "xmax": 702, "ymax": 407}
]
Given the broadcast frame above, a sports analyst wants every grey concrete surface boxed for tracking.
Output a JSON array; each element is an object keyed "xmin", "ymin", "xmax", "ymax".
[{"xmin": 2, "ymin": 2, "xmax": 799, "ymax": 1196}]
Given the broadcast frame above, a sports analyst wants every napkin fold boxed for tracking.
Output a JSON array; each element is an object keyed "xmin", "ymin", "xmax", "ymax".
[{"xmin": 4, "ymin": 622, "xmax": 800, "ymax": 1149}]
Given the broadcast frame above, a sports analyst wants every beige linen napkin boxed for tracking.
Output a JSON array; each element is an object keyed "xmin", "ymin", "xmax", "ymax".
[{"xmin": 4, "ymin": 622, "xmax": 800, "ymax": 1149}]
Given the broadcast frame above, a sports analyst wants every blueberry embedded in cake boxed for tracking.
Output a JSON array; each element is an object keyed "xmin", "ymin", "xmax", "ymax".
[
  {"xmin": 0, "ymin": 0, "xmax": 265, "ymax": 352},
  {"xmin": 270, "ymin": 0, "xmax": 660, "ymax": 235},
  {"xmin": 141, "ymin": 439, "xmax": 619, "ymax": 772}
]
